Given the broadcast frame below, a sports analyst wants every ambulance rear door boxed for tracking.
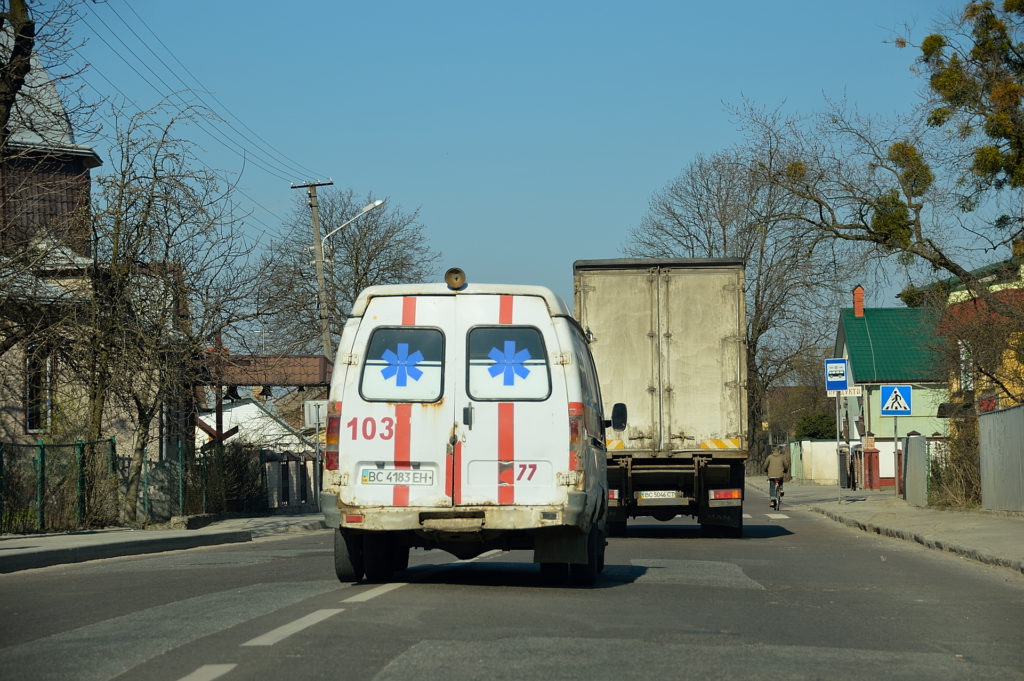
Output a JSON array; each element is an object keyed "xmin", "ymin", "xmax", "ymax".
[
  {"xmin": 453, "ymin": 294, "xmax": 570, "ymax": 508},
  {"xmin": 344, "ymin": 294, "xmax": 456, "ymax": 509}
]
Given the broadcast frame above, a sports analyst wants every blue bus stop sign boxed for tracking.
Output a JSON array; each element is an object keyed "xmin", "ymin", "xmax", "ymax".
[{"xmin": 825, "ymin": 358, "xmax": 849, "ymax": 392}]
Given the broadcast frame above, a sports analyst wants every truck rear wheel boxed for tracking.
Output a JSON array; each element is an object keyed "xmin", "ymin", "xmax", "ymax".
[{"xmin": 334, "ymin": 529, "xmax": 364, "ymax": 583}]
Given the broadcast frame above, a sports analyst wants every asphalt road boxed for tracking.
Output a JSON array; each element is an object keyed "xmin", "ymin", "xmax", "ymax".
[{"xmin": 2, "ymin": 487, "xmax": 1022, "ymax": 681}]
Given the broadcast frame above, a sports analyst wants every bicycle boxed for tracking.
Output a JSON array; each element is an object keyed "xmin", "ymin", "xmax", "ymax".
[{"xmin": 768, "ymin": 477, "xmax": 784, "ymax": 510}]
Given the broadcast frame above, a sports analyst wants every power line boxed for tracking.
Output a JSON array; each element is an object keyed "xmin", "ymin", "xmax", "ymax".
[
  {"xmin": 78, "ymin": 72, "xmax": 288, "ymax": 237},
  {"xmin": 98, "ymin": 0, "xmax": 321, "ymax": 182},
  {"xmin": 80, "ymin": 8, "xmax": 295, "ymax": 183},
  {"xmin": 112, "ymin": 0, "xmax": 325, "ymax": 182}
]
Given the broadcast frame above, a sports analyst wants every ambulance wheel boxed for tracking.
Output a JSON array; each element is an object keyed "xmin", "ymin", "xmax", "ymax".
[
  {"xmin": 569, "ymin": 526, "xmax": 600, "ymax": 587},
  {"xmin": 607, "ymin": 520, "xmax": 627, "ymax": 537},
  {"xmin": 363, "ymin": 534, "xmax": 396, "ymax": 583},
  {"xmin": 539, "ymin": 562, "xmax": 567, "ymax": 585},
  {"xmin": 333, "ymin": 529, "xmax": 364, "ymax": 583},
  {"xmin": 392, "ymin": 545, "xmax": 410, "ymax": 573}
]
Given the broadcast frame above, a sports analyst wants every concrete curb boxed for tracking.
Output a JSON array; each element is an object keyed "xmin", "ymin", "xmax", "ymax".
[
  {"xmin": 0, "ymin": 530, "xmax": 252, "ymax": 574},
  {"xmin": 808, "ymin": 504, "xmax": 1024, "ymax": 576}
]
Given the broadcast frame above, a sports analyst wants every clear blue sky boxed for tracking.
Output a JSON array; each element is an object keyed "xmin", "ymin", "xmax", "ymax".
[{"xmin": 72, "ymin": 0, "xmax": 960, "ymax": 306}]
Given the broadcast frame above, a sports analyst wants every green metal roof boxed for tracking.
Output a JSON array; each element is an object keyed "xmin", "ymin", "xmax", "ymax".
[{"xmin": 835, "ymin": 307, "xmax": 943, "ymax": 384}]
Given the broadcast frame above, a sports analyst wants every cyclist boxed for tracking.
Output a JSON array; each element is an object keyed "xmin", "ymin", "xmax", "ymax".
[{"xmin": 762, "ymin": 445, "xmax": 790, "ymax": 510}]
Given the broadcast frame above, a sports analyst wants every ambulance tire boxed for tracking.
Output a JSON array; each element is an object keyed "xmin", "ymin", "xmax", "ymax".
[
  {"xmin": 392, "ymin": 544, "xmax": 410, "ymax": 573},
  {"xmin": 539, "ymin": 562, "xmax": 568, "ymax": 585},
  {"xmin": 333, "ymin": 529, "xmax": 364, "ymax": 583},
  {"xmin": 363, "ymin": 534, "xmax": 396, "ymax": 583},
  {"xmin": 569, "ymin": 526, "xmax": 600, "ymax": 587},
  {"xmin": 607, "ymin": 519, "xmax": 627, "ymax": 537}
]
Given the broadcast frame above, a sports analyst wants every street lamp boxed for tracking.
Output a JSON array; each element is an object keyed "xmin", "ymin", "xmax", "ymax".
[
  {"xmin": 322, "ymin": 199, "xmax": 384, "ymax": 253},
  {"xmin": 314, "ymin": 198, "xmax": 385, "ymax": 358}
]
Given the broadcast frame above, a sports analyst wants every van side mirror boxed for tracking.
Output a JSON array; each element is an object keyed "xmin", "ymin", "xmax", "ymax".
[{"xmin": 606, "ymin": 403, "xmax": 627, "ymax": 431}]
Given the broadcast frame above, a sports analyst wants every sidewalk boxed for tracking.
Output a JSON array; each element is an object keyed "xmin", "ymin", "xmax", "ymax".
[
  {"xmin": 749, "ymin": 479, "xmax": 1024, "ymax": 576},
  {"xmin": 0, "ymin": 513, "xmax": 328, "ymax": 574}
]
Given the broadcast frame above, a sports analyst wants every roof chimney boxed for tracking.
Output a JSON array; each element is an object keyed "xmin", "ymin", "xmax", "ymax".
[{"xmin": 853, "ymin": 285, "xmax": 864, "ymax": 318}]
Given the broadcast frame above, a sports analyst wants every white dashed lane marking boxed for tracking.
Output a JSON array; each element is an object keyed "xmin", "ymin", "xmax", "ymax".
[
  {"xmin": 176, "ymin": 664, "xmax": 237, "ymax": 681},
  {"xmin": 344, "ymin": 582, "xmax": 408, "ymax": 603},
  {"xmin": 241, "ymin": 608, "xmax": 344, "ymax": 647}
]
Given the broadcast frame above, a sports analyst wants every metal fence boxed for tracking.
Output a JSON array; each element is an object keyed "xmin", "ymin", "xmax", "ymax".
[
  {"xmin": 979, "ymin": 404, "xmax": 1024, "ymax": 512},
  {"xmin": 0, "ymin": 438, "xmax": 284, "ymax": 533}
]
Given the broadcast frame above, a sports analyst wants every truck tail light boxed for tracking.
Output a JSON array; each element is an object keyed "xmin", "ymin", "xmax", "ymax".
[
  {"xmin": 608, "ymin": 489, "xmax": 620, "ymax": 500},
  {"xmin": 569, "ymin": 402, "xmax": 584, "ymax": 471},
  {"xmin": 325, "ymin": 401, "xmax": 342, "ymax": 470},
  {"xmin": 710, "ymin": 489, "xmax": 742, "ymax": 500}
]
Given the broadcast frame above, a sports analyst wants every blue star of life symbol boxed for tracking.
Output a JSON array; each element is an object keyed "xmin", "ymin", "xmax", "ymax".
[
  {"xmin": 488, "ymin": 340, "xmax": 531, "ymax": 386},
  {"xmin": 381, "ymin": 343, "xmax": 423, "ymax": 387}
]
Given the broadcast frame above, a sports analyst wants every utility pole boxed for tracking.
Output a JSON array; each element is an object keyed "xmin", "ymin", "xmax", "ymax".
[{"xmin": 291, "ymin": 180, "xmax": 335, "ymax": 358}]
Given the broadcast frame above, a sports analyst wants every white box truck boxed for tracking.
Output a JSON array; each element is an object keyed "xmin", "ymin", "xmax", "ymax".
[
  {"xmin": 573, "ymin": 259, "xmax": 748, "ymax": 536},
  {"xmin": 321, "ymin": 269, "xmax": 623, "ymax": 585}
]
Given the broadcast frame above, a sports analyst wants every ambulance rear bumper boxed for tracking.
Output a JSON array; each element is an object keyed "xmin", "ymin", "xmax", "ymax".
[{"xmin": 336, "ymin": 491, "xmax": 588, "ymax": 532}]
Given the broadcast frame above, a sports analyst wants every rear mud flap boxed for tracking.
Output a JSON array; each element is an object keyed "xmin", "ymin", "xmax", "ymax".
[
  {"xmin": 699, "ymin": 506, "xmax": 742, "ymax": 528},
  {"xmin": 533, "ymin": 526, "xmax": 588, "ymax": 564}
]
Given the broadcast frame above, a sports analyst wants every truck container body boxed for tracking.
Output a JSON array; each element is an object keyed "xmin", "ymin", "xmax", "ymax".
[
  {"xmin": 573, "ymin": 258, "xmax": 748, "ymax": 535},
  {"xmin": 321, "ymin": 270, "xmax": 611, "ymax": 584}
]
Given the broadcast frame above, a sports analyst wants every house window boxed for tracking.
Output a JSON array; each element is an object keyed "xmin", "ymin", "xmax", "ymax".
[
  {"xmin": 958, "ymin": 340, "xmax": 974, "ymax": 391},
  {"xmin": 25, "ymin": 345, "xmax": 52, "ymax": 433}
]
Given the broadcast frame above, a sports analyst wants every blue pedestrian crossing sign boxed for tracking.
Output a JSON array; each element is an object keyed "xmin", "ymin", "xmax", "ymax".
[
  {"xmin": 880, "ymin": 385, "xmax": 912, "ymax": 416},
  {"xmin": 825, "ymin": 358, "xmax": 849, "ymax": 392}
]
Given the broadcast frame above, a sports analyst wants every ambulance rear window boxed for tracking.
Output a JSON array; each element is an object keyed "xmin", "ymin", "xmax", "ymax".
[
  {"xmin": 467, "ymin": 326, "xmax": 551, "ymax": 401},
  {"xmin": 361, "ymin": 327, "xmax": 444, "ymax": 402}
]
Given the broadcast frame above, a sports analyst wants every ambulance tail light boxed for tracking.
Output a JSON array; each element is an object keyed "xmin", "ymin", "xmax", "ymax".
[
  {"xmin": 569, "ymin": 402, "xmax": 584, "ymax": 471},
  {"xmin": 325, "ymin": 401, "xmax": 342, "ymax": 470}
]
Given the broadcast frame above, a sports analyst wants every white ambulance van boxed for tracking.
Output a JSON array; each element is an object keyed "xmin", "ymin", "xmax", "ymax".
[{"xmin": 322, "ymin": 269, "xmax": 622, "ymax": 585}]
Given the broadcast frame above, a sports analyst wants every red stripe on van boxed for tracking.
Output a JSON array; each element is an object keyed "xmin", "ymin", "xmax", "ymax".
[
  {"xmin": 498, "ymin": 402, "xmax": 515, "ymax": 504},
  {"xmin": 393, "ymin": 297, "xmax": 416, "ymax": 506},
  {"xmin": 499, "ymin": 295, "xmax": 513, "ymax": 324},
  {"xmin": 402, "ymin": 296, "xmax": 417, "ymax": 325},
  {"xmin": 453, "ymin": 441, "xmax": 462, "ymax": 505},
  {"xmin": 393, "ymin": 403, "xmax": 412, "ymax": 506}
]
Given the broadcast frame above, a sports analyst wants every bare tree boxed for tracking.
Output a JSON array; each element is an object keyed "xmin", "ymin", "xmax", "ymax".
[
  {"xmin": 72, "ymin": 102, "xmax": 257, "ymax": 521},
  {"xmin": 628, "ymin": 132, "xmax": 859, "ymax": 463},
  {"xmin": 257, "ymin": 187, "xmax": 440, "ymax": 356}
]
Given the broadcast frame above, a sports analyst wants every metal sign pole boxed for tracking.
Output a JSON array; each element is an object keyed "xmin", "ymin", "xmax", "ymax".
[
  {"xmin": 894, "ymin": 415, "xmax": 898, "ymax": 497},
  {"xmin": 314, "ymin": 404, "xmax": 322, "ymax": 510},
  {"xmin": 835, "ymin": 394, "xmax": 842, "ymax": 504}
]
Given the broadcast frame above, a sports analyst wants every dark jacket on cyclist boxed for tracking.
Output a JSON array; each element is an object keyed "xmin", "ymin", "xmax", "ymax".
[{"xmin": 763, "ymin": 450, "xmax": 790, "ymax": 479}]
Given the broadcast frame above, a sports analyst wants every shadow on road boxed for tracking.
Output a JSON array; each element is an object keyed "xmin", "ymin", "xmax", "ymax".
[
  {"xmin": 399, "ymin": 560, "xmax": 647, "ymax": 590},
  {"xmin": 621, "ymin": 523, "xmax": 794, "ymax": 540}
]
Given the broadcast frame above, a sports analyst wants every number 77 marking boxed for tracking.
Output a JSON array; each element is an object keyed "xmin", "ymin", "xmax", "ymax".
[{"xmin": 517, "ymin": 463, "xmax": 537, "ymax": 481}]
